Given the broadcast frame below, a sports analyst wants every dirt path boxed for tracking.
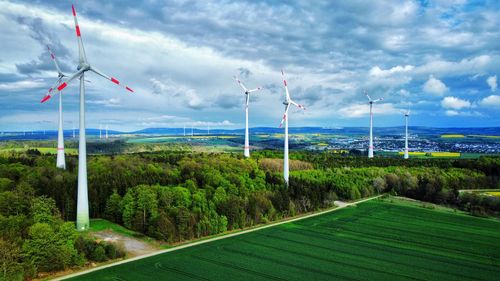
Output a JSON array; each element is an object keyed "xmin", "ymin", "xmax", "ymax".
[{"xmin": 92, "ymin": 231, "xmax": 158, "ymax": 257}]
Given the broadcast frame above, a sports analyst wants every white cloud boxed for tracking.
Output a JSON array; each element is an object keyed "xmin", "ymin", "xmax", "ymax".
[
  {"xmin": 415, "ymin": 55, "xmax": 492, "ymax": 77},
  {"xmin": 423, "ymin": 75, "xmax": 448, "ymax": 95},
  {"xmin": 441, "ymin": 96, "xmax": 471, "ymax": 110},
  {"xmin": 399, "ymin": 89, "xmax": 410, "ymax": 98},
  {"xmin": 480, "ymin": 95, "xmax": 500, "ymax": 107},
  {"xmin": 369, "ymin": 65, "xmax": 414, "ymax": 78},
  {"xmin": 337, "ymin": 103, "xmax": 399, "ymax": 118},
  {"xmin": 0, "ymin": 79, "xmax": 45, "ymax": 91},
  {"xmin": 487, "ymin": 75, "xmax": 497, "ymax": 92},
  {"xmin": 445, "ymin": 110, "xmax": 459, "ymax": 116},
  {"xmin": 87, "ymin": 98, "xmax": 121, "ymax": 107},
  {"xmin": 150, "ymin": 78, "xmax": 204, "ymax": 110}
]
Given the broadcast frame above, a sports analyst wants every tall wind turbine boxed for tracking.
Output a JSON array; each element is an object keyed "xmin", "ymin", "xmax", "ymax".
[
  {"xmin": 365, "ymin": 91, "xmax": 383, "ymax": 158},
  {"xmin": 279, "ymin": 70, "xmax": 305, "ymax": 184},
  {"xmin": 41, "ymin": 45, "xmax": 67, "ymax": 169},
  {"xmin": 234, "ymin": 77, "xmax": 263, "ymax": 158},
  {"xmin": 41, "ymin": 4, "xmax": 134, "ymax": 231},
  {"xmin": 404, "ymin": 107, "xmax": 410, "ymax": 159}
]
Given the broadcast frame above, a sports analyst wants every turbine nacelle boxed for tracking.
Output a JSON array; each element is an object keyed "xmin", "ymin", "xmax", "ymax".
[{"xmin": 77, "ymin": 64, "xmax": 90, "ymax": 71}]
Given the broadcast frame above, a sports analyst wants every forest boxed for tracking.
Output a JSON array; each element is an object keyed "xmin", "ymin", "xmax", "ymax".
[{"xmin": 0, "ymin": 148, "xmax": 499, "ymax": 280}]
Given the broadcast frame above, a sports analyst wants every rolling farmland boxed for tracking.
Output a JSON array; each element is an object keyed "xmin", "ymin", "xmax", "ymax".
[{"xmin": 67, "ymin": 198, "xmax": 500, "ymax": 281}]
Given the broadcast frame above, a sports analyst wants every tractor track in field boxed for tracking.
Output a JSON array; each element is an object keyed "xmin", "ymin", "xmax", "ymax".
[{"xmin": 53, "ymin": 195, "xmax": 381, "ymax": 281}]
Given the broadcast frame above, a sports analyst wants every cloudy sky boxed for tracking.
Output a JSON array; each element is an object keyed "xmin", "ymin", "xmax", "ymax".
[{"xmin": 0, "ymin": 0, "xmax": 499, "ymax": 131}]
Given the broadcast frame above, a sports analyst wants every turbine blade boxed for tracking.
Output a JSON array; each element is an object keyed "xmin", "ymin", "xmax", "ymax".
[
  {"xmin": 71, "ymin": 4, "xmax": 87, "ymax": 64},
  {"xmin": 90, "ymin": 67, "xmax": 134, "ymax": 93},
  {"xmin": 364, "ymin": 90, "xmax": 372, "ymax": 101},
  {"xmin": 279, "ymin": 104, "xmax": 291, "ymax": 128},
  {"xmin": 233, "ymin": 76, "xmax": 248, "ymax": 92},
  {"xmin": 245, "ymin": 94, "xmax": 249, "ymax": 107},
  {"xmin": 40, "ymin": 78, "xmax": 62, "ymax": 103},
  {"xmin": 290, "ymin": 100, "xmax": 306, "ymax": 110},
  {"xmin": 281, "ymin": 69, "xmax": 291, "ymax": 101},
  {"xmin": 46, "ymin": 45, "xmax": 63, "ymax": 74},
  {"xmin": 41, "ymin": 70, "xmax": 84, "ymax": 103},
  {"xmin": 373, "ymin": 98, "xmax": 384, "ymax": 103},
  {"xmin": 247, "ymin": 86, "xmax": 263, "ymax": 93}
]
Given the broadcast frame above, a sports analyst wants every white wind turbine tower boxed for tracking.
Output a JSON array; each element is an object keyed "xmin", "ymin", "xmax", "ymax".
[
  {"xmin": 41, "ymin": 4, "xmax": 134, "ymax": 231},
  {"xmin": 404, "ymin": 107, "xmax": 410, "ymax": 159},
  {"xmin": 279, "ymin": 70, "xmax": 306, "ymax": 184},
  {"xmin": 106, "ymin": 125, "xmax": 109, "ymax": 140},
  {"xmin": 234, "ymin": 76, "xmax": 263, "ymax": 158},
  {"xmin": 41, "ymin": 45, "xmax": 67, "ymax": 169},
  {"xmin": 99, "ymin": 124, "xmax": 102, "ymax": 139},
  {"xmin": 365, "ymin": 90, "xmax": 383, "ymax": 158}
]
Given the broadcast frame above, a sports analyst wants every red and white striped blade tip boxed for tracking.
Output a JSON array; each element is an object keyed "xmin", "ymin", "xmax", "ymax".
[
  {"xmin": 57, "ymin": 82, "xmax": 68, "ymax": 91},
  {"xmin": 40, "ymin": 95, "xmax": 51, "ymax": 103}
]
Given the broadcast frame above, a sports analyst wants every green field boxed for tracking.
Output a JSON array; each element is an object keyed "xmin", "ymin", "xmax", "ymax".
[
  {"xmin": 67, "ymin": 199, "xmax": 500, "ymax": 281},
  {"xmin": 0, "ymin": 147, "xmax": 78, "ymax": 155}
]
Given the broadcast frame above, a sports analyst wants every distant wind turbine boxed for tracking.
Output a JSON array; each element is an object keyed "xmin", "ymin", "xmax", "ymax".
[
  {"xmin": 404, "ymin": 107, "xmax": 410, "ymax": 159},
  {"xmin": 279, "ymin": 70, "xmax": 306, "ymax": 184},
  {"xmin": 41, "ymin": 45, "xmax": 67, "ymax": 169},
  {"xmin": 234, "ymin": 76, "xmax": 263, "ymax": 158},
  {"xmin": 41, "ymin": 4, "xmax": 134, "ymax": 231},
  {"xmin": 365, "ymin": 90, "xmax": 383, "ymax": 158}
]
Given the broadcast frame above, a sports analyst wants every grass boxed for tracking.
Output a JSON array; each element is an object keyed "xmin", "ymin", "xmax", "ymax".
[
  {"xmin": 67, "ymin": 198, "xmax": 500, "ymax": 281},
  {"xmin": 0, "ymin": 147, "xmax": 78, "ymax": 155},
  {"xmin": 397, "ymin": 151, "xmax": 427, "ymax": 156},
  {"xmin": 89, "ymin": 219, "xmax": 139, "ymax": 238}
]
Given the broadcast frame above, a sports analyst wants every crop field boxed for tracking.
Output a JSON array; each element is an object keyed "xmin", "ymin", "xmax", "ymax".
[
  {"xmin": 67, "ymin": 199, "xmax": 500, "ymax": 281},
  {"xmin": 441, "ymin": 134, "xmax": 466, "ymax": 138},
  {"xmin": 484, "ymin": 192, "xmax": 500, "ymax": 197},
  {"xmin": 430, "ymin": 152, "xmax": 461, "ymax": 157}
]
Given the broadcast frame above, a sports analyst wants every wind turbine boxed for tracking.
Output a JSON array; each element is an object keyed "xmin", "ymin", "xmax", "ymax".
[
  {"xmin": 41, "ymin": 4, "xmax": 134, "ymax": 231},
  {"xmin": 42, "ymin": 45, "xmax": 67, "ymax": 169},
  {"xmin": 404, "ymin": 107, "xmax": 410, "ymax": 159},
  {"xmin": 105, "ymin": 125, "xmax": 109, "ymax": 140},
  {"xmin": 234, "ymin": 76, "xmax": 263, "ymax": 158},
  {"xmin": 279, "ymin": 70, "xmax": 305, "ymax": 184},
  {"xmin": 365, "ymin": 91, "xmax": 383, "ymax": 158},
  {"xmin": 99, "ymin": 124, "xmax": 102, "ymax": 139}
]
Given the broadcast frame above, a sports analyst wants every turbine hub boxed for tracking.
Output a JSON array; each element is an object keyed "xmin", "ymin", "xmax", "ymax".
[{"xmin": 77, "ymin": 63, "xmax": 90, "ymax": 71}]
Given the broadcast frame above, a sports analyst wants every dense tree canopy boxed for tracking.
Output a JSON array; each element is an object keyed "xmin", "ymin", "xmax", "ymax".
[{"xmin": 0, "ymin": 149, "xmax": 498, "ymax": 279}]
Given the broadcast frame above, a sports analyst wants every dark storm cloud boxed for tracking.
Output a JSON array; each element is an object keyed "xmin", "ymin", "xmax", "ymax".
[
  {"xmin": 15, "ymin": 16, "xmax": 72, "ymax": 75},
  {"xmin": 2, "ymin": 0, "xmax": 500, "ymax": 129}
]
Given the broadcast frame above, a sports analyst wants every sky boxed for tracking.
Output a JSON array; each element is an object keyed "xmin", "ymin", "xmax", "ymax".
[{"xmin": 0, "ymin": 0, "xmax": 499, "ymax": 132}]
